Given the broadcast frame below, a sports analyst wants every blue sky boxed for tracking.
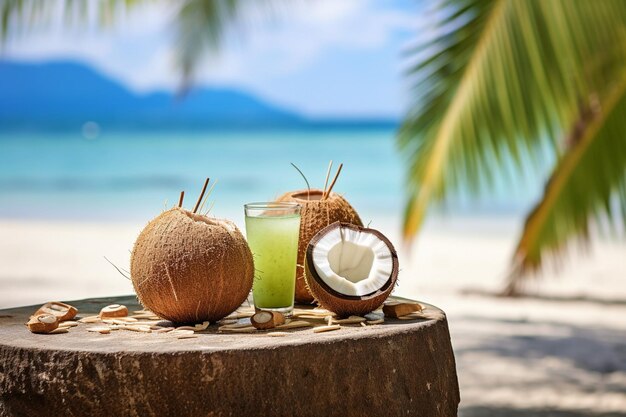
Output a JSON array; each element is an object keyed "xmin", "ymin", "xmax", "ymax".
[{"xmin": 2, "ymin": 0, "xmax": 424, "ymax": 119}]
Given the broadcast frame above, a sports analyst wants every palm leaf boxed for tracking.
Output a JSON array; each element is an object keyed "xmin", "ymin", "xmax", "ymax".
[
  {"xmin": 400, "ymin": 0, "xmax": 626, "ymax": 273},
  {"xmin": 0, "ymin": 0, "xmax": 147, "ymax": 39},
  {"xmin": 0, "ymin": 0, "xmax": 247, "ymax": 85},
  {"xmin": 506, "ymin": 77, "xmax": 626, "ymax": 294},
  {"xmin": 173, "ymin": 0, "xmax": 246, "ymax": 85}
]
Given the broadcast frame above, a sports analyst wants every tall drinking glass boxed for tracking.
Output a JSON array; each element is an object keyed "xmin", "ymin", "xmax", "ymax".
[{"xmin": 244, "ymin": 202, "xmax": 301, "ymax": 316}]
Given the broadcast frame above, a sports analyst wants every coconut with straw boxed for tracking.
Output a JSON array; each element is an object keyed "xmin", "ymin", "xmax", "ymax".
[
  {"xmin": 130, "ymin": 178, "xmax": 254, "ymax": 323},
  {"xmin": 277, "ymin": 162, "xmax": 362, "ymax": 304}
]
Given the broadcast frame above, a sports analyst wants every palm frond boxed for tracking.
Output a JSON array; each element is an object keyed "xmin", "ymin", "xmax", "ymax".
[
  {"xmin": 400, "ymin": 0, "xmax": 626, "ymax": 247},
  {"xmin": 506, "ymin": 77, "xmax": 626, "ymax": 294},
  {"xmin": 0, "ymin": 0, "xmax": 247, "ymax": 86},
  {"xmin": 174, "ymin": 0, "xmax": 245, "ymax": 85},
  {"xmin": 1, "ymin": 0, "xmax": 55, "ymax": 40},
  {"xmin": 0, "ymin": 0, "xmax": 146, "ymax": 40}
]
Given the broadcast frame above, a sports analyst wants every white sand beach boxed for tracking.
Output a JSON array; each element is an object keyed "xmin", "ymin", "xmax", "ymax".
[{"xmin": 1, "ymin": 216, "xmax": 625, "ymax": 416}]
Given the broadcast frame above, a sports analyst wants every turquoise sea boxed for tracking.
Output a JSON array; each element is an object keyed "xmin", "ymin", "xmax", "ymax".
[{"xmin": 0, "ymin": 128, "xmax": 537, "ymax": 223}]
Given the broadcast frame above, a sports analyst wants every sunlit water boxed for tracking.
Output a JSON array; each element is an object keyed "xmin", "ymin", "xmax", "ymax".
[{"xmin": 0, "ymin": 128, "xmax": 539, "ymax": 224}]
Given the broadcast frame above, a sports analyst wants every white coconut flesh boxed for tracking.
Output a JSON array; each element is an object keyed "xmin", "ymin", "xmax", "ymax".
[{"xmin": 312, "ymin": 227, "xmax": 394, "ymax": 297}]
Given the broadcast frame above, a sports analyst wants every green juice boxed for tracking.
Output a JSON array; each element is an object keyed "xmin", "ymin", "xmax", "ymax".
[{"xmin": 245, "ymin": 214, "xmax": 301, "ymax": 309}]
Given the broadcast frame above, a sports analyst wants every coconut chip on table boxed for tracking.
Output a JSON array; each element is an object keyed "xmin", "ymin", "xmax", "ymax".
[
  {"xmin": 313, "ymin": 324, "xmax": 341, "ymax": 333},
  {"xmin": 222, "ymin": 312, "xmax": 255, "ymax": 320},
  {"xmin": 78, "ymin": 315, "xmax": 101, "ymax": 324},
  {"xmin": 168, "ymin": 329, "xmax": 198, "ymax": 339},
  {"xmin": 87, "ymin": 326, "xmax": 111, "ymax": 334},
  {"xmin": 218, "ymin": 326, "xmax": 256, "ymax": 333},
  {"xmin": 396, "ymin": 312, "xmax": 429, "ymax": 321},
  {"xmin": 129, "ymin": 309, "xmax": 162, "ymax": 318},
  {"xmin": 121, "ymin": 325, "xmax": 152, "ymax": 333},
  {"xmin": 275, "ymin": 320, "xmax": 313, "ymax": 330},
  {"xmin": 99, "ymin": 304, "xmax": 129, "ymax": 319},
  {"xmin": 292, "ymin": 307, "xmax": 333, "ymax": 317},
  {"xmin": 266, "ymin": 331, "xmax": 290, "ymax": 337},
  {"xmin": 292, "ymin": 314, "xmax": 330, "ymax": 321},
  {"xmin": 332, "ymin": 316, "xmax": 366, "ymax": 324},
  {"xmin": 34, "ymin": 301, "xmax": 78, "ymax": 322},
  {"xmin": 175, "ymin": 326, "xmax": 197, "ymax": 331},
  {"xmin": 152, "ymin": 327, "xmax": 174, "ymax": 333},
  {"xmin": 193, "ymin": 321, "xmax": 210, "ymax": 331},
  {"xmin": 218, "ymin": 321, "xmax": 254, "ymax": 330},
  {"xmin": 102, "ymin": 318, "xmax": 138, "ymax": 325}
]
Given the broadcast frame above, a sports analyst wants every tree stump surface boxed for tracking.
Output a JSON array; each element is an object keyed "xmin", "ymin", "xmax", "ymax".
[{"xmin": 0, "ymin": 295, "xmax": 459, "ymax": 417}]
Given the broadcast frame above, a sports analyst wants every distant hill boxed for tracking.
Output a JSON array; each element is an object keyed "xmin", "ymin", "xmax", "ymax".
[{"xmin": 0, "ymin": 60, "xmax": 306, "ymax": 131}]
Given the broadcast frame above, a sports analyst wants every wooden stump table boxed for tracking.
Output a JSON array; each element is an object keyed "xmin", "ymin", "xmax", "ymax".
[{"xmin": 0, "ymin": 296, "xmax": 459, "ymax": 417}]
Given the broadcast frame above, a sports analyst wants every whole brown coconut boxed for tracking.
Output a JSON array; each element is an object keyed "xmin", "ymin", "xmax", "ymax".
[
  {"xmin": 130, "ymin": 207, "xmax": 254, "ymax": 323},
  {"xmin": 277, "ymin": 189, "xmax": 362, "ymax": 303}
]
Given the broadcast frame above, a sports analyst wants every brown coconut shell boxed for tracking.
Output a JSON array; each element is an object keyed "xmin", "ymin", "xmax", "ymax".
[
  {"xmin": 33, "ymin": 301, "xmax": 77, "ymax": 322},
  {"xmin": 277, "ymin": 189, "xmax": 362, "ymax": 304},
  {"xmin": 27, "ymin": 314, "xmax": 59, "ymax": 334},
  {"xmin": 130, "ymin": 207, "xmax": 254, "ymax": 323},
  {"xmin": 304, "ymin": 222, "xmax": 398, "ymax": 317}
]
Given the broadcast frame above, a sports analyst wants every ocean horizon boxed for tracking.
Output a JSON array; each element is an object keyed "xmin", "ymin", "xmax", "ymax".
[{"xmin": 0, "ymin": 127, "xmax": 538, "ymax": 224}]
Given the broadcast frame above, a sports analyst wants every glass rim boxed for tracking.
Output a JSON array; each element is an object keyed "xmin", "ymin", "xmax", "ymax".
[{"xmin": 244, "ymin": 202, "xmax": 301, "ymax": 211}]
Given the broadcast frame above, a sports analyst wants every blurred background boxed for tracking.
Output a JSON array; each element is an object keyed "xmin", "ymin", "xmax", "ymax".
[{"xmin": 1, "ymin": 1, "xmax": 625, "ymax": 415}]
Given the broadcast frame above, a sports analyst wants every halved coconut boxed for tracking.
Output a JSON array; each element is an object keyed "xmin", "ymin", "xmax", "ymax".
[{"xmin": 304, "ymin": 222, "xmax": 398, "ymax": 317}]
